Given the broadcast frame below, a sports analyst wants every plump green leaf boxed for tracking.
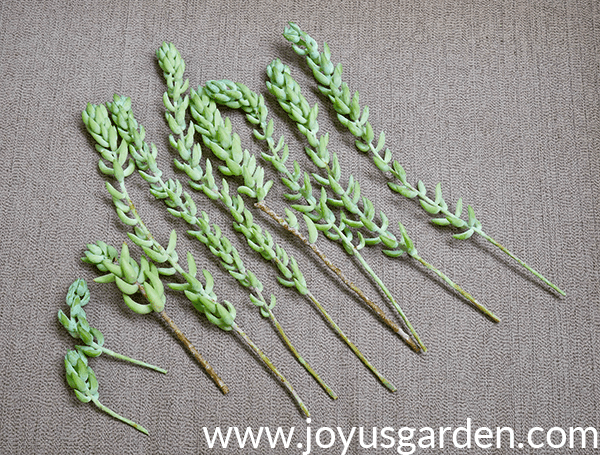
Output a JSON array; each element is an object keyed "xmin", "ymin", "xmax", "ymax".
[
  {"xmin": 434, "ymin": 182, "xmax": 443, "ymax": 204},
  {"xmin": 382, "ymin": 249, "xmax": 404, "ymax": 258},
  {"xmin": 467, "ymin": 205, "xmax": 477, "ymax": 228},
  {"xmin": 142, "ymin": 246, "xmax": 168, "ymax": 263},
  {"xmin": 388, "ymin": 182, "xmax": 418, "ymax": 198},
  {"xmin": 123, "ymin": 295, "xmax": 153, "ymax": 314},
  {"xmin": 303, "ymin": 214, "xmax": 319, "ymax": 244},
  {"xmin": 165, "ymin": 229, "xmax": 177, "ymax": 256},
  {"xmin": 455, "ymin": 197, "xmax": 463, "ymax": 217},
  {"xmin": 398, "ymin": 222, "xmax": 417, "ymax": 256},
  {"xmin": 431, "ymin": 218, "xmax": 451, "ymax": 226},
  {"xmin": 115, "ymin": 276, "xmax": 139, "ymax": 295},
  {"xmin": 453, "ymin": 228, "xmax": 474, "ymax": 240},
  {"xmin": 420, "ymin": 199, "xmax": 440, "ymax": 214}
]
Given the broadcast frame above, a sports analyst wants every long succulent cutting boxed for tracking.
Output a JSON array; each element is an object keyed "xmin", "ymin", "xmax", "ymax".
[
  {"xmin": 282, "ymin": 21, "xmax": 565, "ymax": 297},
  {"xmin": 85, "ymin": 97, "xmax": 312, "ymax": 415},
  {"xmin": 64, "ymin": 349, "xmax": 149, "ymax": 434},
  {"xmin": 157, "ymin": 42, "xmax": 399, "ymax": 389},
  {"xmin": 58, "ymin": 278, "xmax": 167, "ymax": 374}
]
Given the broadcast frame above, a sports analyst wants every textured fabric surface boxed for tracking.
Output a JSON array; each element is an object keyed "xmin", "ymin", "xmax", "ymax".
[{"xmin": 1, "ymin": 1, "xmax": 599, "ymax": 453}]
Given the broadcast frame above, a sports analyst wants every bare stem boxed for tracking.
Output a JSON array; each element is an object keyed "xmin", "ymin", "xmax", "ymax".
[
  {"xmin": 262, "ymin": 299, "xmax": 338, "ymax": 399},
  {"xmin": 92, "ymin": 398, "xmax": 149, "ymax": 435},
  {"xmin": 305, "ymin": 291, "xmax": 396, "ymax": 391},
  {"xmin": 158, "ymin": 310, "xmax": 229, "ymax": 394},
  {"xmin": 412, "ymin": 254, "xmax": 500, "ymax": 322},
  {"xmin": 411, "ymin": 254, "xmax": 499, "ymax": 322},
  {"xmin": 255, "ymin": 201, "xmax": 419, "ymax": 353},
  {"xmin": 99, "ymin": 346, "xmax": 168, "ymax": 374},
  {"xmin": 232, "ymin": 323, "xmax": 309, "ymax": 416},
  {"xmin": 473, "ymin": 227, "xmax": 565, "ymax": 296},
  {"xmin": 330, "ymin": 225, "xmax": 427, "ymax": 352},
  {"xmin": 252, "ymin": 216, "xmax": 400, "ymax": 386}
]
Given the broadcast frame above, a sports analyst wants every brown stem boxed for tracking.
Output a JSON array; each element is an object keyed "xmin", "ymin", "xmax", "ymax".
[
  {"xmin": 158, "ymin": 310, "xmax": 229, "ymax": 394},
  {"xmin": 255, "ymin": 201, "xmax": 419, "ymax": 352}
]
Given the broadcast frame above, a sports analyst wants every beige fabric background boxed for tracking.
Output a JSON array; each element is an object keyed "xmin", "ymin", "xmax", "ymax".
[{"xmin": 1, "ymin": 0, "xmax": 598, "ymax": 453}]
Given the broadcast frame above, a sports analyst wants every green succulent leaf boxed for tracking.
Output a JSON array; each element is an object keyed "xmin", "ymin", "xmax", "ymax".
[
  {"xmin": 303, "ymin": 214, "xmax": 319, "ymax": 244},
  {"xmin": 420, "ymin": 199, "xmax": 441, "ymax": 215},
  {"xmin": 431, "ymin": 217, "xmax": 451, "ymax": 226},
  {"xmin": 123, "ymin": 295, "xmax": 154, "ymax": 314},
  {"xmin": 388, "ymin": 182, "xmax": 418, "ymax": 198},
  {"xmin": 453, "ymin": 229, "xmax": 475, "ymax": 240}
]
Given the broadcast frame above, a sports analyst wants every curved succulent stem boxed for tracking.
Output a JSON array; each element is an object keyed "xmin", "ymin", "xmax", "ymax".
[
  {"xmin": 64, "ymin": 349, "xmax": 151, "ymax": 434},
  {"xmin": 232, "ymin": 323, "xmax": 310, "ymax": 416},
  {"xmin": 59, "ymin": 279, "xmax": 168, "ymax": 374}
]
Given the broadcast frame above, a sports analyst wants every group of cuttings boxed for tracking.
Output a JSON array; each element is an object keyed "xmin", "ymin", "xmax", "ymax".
[{"xmin": 59, "ymin": 22, "xmax": 564, "ymax": 434}]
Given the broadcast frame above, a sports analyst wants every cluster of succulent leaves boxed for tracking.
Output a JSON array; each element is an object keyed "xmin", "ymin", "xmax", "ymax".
[
  {"xmin": 59, "ymin": 276, "xmax": 168, "ymax": 369},
  {"xmin": 282, "ymin": 21, "xmax": 564, "ymax": 296},
  {"xmin": 58, "ymin": 278, "xmax": 101, "ymax": 356},
  {"xmin": 202, "ymin": 80, "xmax": 393, "ymax": 284},
  {"xmin": 265, "ymin": 59, "xmax": 411, "ymax": 256},
  {"xmin": 64, "ymin": 349, "xmax": 101, "ymax": 407},
  {"xmin": 197, "ymin": 78, "xmax": 419, "ymax": 350},
  {"xmin": 267, "ymin": 57, "xmax": 501, "ymax": 327},
  {"xmin": 202, "ymin": 76, "xmax": 405, "ymax": 268},
  {"xmin": 83, "ymin": 99, "xmax": 239, "ymax": 331},
  {"xmin": 184, "ymin": 88, "xmax": 311, "ymax": 298},
  {"xmin": 63, "ymin": 348, "xmax": 148, "ymax": 435}
]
